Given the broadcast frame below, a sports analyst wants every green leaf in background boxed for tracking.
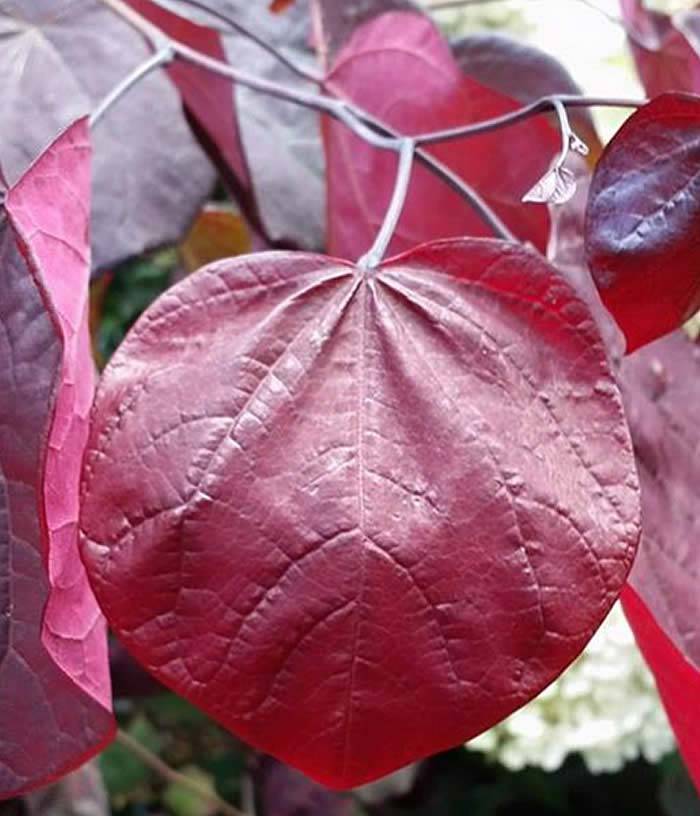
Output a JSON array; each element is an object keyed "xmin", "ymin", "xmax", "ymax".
[{"xmin": 100, "ymin": 717, "xmax": 162, "ymax": 803}]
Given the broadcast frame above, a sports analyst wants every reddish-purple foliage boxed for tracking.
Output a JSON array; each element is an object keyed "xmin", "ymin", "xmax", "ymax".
[
  {"xmin": 585, "ymin": 94, "xmax": 700, "ymax": 352},
  {"xmin": 619, "ymin": 0, "xmax": 700, "ymax": 96},
  {"xmin": 0, "ymin": 120, "xmax": 113, "ymax": 799},
  {"xmin": 619, "ymin": 332, "xmax": 700, "ymax": 789},
  {"xmin": 80, "ymin": 240, "xmax": 639, "ymax": 788},
  {"xmin": 322, "ymin": 13, "xmax": 559, "ymax": 261}
]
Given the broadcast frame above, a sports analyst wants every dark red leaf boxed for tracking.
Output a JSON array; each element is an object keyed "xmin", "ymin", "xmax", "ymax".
[
  {"xmin": 0, "ymin": 0, "xmax": 214, "ymax": 269},
  {"xmin": 0, "ymin": 120, "xmax": 114, "ymax": 799},
  {"xmin": 323, "ymin": 12, "xmax": 559, "ymax": 261},
  {"xmin": 453, "ymin": 33, "xmax": 602, "ymax": 161},
  {"xmin": 620, "ymin": 0, "xmax": 700, "ymax": 96},
  {"xmin": 585, "ymin": 93, "xmax": 700, "ymax": 353},
  {"xmin": 80, "ymin": 239, "xmax": 639, "ymax": 789},
  {"xmin": 618, "ymin": 331, "xmax": 700, "ymax": 789}
]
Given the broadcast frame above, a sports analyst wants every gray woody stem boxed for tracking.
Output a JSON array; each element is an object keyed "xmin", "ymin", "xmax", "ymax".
[
  {"xmin": 357, "ymin": 138, "xmax": 416, "ymax": 270},
  {"xmin": 90, "ymin": 45, "xmax": 174, "ymax": 127}
]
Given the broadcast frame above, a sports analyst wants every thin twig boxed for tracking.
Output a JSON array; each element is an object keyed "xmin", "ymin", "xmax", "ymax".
[
  {"xmin": 90, "ymin": 45, "xmax": 174, "ymax": 126},
  {"xmin": 358, "ymin": 138, "xmax": 416, "ymax": 269},
  {"xmin": 116, "ymin": 729, "xmax": 245, "ymax": 816},
  {"xmin": 99, "ymin": 0, "xmax": 514, "ymax": 241},
  {"xmin": 170, "ymin": 0, "xmax": 322, "ymax": 83},
  {"xmin": 414, "ymin": 94, "xmax": 645, "ymax": 146}
]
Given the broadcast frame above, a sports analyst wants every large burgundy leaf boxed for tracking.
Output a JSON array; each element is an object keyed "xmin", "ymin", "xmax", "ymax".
[
  {"xmin": 0, "ymin": 120, "xmax": 114, "ymax": 798},
  {"xmin": 323, "ymin": 12, "xmax": 559, "ymax": 261},
  {"xmin": 453, "ymin": 33, "xmax": 602, "ymax": 161},
  {"xmin": 619, "ymin": 331, "xmax": 700, "ymax": 789},
  {"xmin": 0, "ymin": 0, "xmax": 214, "ymax": 269},
  {"xmin": 80, "ymin": 239, "xmax": 639, "ymax": 789},
  {"xmin": 620, "ymin": 0, "xmax": 700, "ymax": 96},
  {"xmin": 130, "ymin": 0, "xmax": 325, "ymax": 248},
  {"xmin": 585, "ymin": 93, "xmax": 700, "ymax": 353}
]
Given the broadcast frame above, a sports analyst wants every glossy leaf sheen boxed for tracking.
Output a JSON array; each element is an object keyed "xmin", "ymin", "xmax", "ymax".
[
  {"xmin": 585, "ymin": 93, "xmax": 700, "ymax": 352},
  {"xmin": 0, "ymin": 121, "xmax": 113, "ymax": 799},
  {"xmin": 80, "ymin": 240, "xmax": 639, "ymax": 789},
  {"xmin": 323, "ymin": 12, "xmax": 558, "ymax": 261},
  {"xmin": 619, "ymin": 332, "xmax": 700, "ymax": 789},
  {"xmin": 0, "ymin": 0, "xmax": 214, "ymax": 269}
]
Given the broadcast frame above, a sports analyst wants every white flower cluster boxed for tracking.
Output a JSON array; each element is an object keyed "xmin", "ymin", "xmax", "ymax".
[{"xmin": 466, "ymin": 603, "xmax": 675, "ymax": 773}]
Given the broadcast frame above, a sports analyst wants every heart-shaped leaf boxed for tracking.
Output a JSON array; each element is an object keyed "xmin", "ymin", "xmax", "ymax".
[
  {"xmin": 0, "ymin": 120, "xmax": 114, "ymax": 799},
  {"xmin": 80, "ymin": 239, "xmax": 639, "ymax": 789},
  {"xmin": 585, "ymin": 93, "xmax": 700, "ymax": 353},
  {"xmin": 0, "ymin": 0, "xmax": 215, "ymax": 270},
  {"xmin": 322, "ymin": 12, "xmax": 559, "ymax": 261},
  {"xmin": 619, "ymin": 331, "xmax": 700, "ymax": 790},
  {"xmin": 620, "ymin": 0, "xmax": 700, "ymax": 96}
]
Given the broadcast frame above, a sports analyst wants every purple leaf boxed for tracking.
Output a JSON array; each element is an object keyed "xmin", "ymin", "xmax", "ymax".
[
  {"xmin": 0, "ymin": 0, "xmax": 215, "ymax": 269},
  {"xmin": 0, "ymin": 120, "xmax": 114, "ymax": 799}
]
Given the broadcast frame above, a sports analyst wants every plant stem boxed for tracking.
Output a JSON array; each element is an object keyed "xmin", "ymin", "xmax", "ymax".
[
  {"xmin": 90, "ymin": 45, "xmax": 174, "ymax": 127},
  {"xmin": 415, "ymin": 95, "xmax": 644, "ymax": 146},
  {"xmin": 99, "ymin": 0, "xmax": 514, "ymax": 241},
  {"xmin": 96, "ymin": 0, "xmax": 644, "ymax": 244},
  {"xmin": 116, "ymin": 729, "xmax": 245, "ymax": 816},
  {"xmin": 358, "ymin": 138, "xmax": 416, "ymax": 269}
]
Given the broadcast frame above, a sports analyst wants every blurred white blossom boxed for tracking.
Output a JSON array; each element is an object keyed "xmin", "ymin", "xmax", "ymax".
[{"xmin": 466, "ymin": 603, "xmax": 675, "ymax": 773}]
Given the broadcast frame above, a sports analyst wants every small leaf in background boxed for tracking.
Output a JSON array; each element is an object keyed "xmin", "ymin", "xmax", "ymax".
[
  {"xmin": 585, "ymin": 94, "xmax": 700, "ymax": 352},
  {"xmin": 80, "ymin": 239, "xmax": 639, "ymax": 789},
  {"xmin": 0, "ymin": 120, "xmax": 114, "ymax": 799},
  {"xmin": 163, "ymin": 766, "xmax": 218, "ymax": 816},
  {"xmin": 181, "ymin": 205, "xmax": 253, "ymax": 274},
  {"xmin": 619, "ymin": 331, "xmax": 700, "ymax": 793},
  {"xmin": 100, "ymin": 717, "xmax": 162, "ymax": 802},
  {"xmin": 619, "ymin": 0, "xmax": 700, "ymax": 97},
  {"xmin": 270, "ymin": 0, "xmax": 296, "ymax": 12},
  {"xmin": 96, "ymin": 249, "xmax": 177, "ymax": 365},
  {"xmin": 323, "ymin": 12, "xmax": 559, "ymax": 260},
  {"xmin": 0, "ymin": 0, "xmax": 214, "ymax": 270}
]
